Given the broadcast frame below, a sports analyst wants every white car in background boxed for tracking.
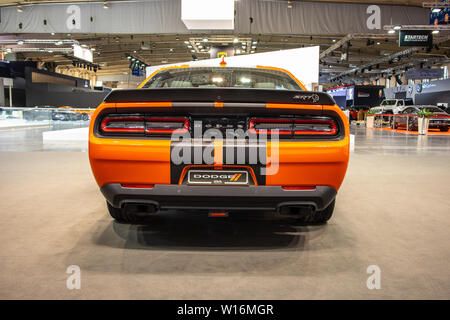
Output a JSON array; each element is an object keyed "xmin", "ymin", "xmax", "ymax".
[{"xmin": 375, "ymin": 99, "xmax": 412, "ymax": 114}]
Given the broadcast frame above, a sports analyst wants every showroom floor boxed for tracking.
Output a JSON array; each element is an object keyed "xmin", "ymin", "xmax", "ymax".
[{"xmin": 0, "ymin": 126, "xmax": 449, "ymax": 299}]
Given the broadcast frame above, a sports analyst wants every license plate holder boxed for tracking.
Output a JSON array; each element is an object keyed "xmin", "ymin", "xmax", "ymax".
[{"xmin": 187, "ymin": 170, "xmax": 249, "ymax": 185}]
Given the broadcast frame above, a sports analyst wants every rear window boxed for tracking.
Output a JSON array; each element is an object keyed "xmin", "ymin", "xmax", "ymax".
[{"xmin": 142, "ymin": 67, "xmax": 302, "ymax": 91}]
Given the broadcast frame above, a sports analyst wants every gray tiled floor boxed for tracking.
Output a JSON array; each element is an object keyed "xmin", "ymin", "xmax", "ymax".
[
  {"xmin": 0, "ymin": 122, "xmax": 449, "ymax": 299},
  {"xmin": 0, "ymin": 122, "xmax": 88, "ymax": 152}
]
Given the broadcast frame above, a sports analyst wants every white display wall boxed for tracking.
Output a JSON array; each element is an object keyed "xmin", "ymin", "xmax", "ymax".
[{"xmin": 145, "ymin": 46, "xmax": 319, "ymax": 90}]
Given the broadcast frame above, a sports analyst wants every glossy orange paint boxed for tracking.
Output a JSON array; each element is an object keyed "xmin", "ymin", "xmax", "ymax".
[
  {"xmin": 89, "ymin": 102, "xmax": 172, "ymax": 187},
  {"xmin": 89, "ymin": 67, "xmax": 349, "ymax": 192},
  {"xmin": 266, "ymin": 103, "xmax": 349, "ymax": 190}
]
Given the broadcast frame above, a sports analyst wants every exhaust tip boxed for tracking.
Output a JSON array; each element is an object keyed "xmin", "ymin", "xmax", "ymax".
[
  {"xmin": 279, "ymin": 205, "xmax": 315, "ymax": 217},
  {"xmin": 123, "ymin": 203, "xmax": 157, "ymax": 216}
]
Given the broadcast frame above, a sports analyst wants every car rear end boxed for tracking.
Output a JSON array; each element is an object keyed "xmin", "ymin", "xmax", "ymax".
[{"xmin": 89, "ymin": 66, "xmax": 349, "ymax": 223}]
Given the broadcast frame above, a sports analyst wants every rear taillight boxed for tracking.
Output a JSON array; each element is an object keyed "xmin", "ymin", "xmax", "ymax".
[
  {"xmin": 249, "ymin": 117, "xmax": 338, "ymax": 136},
  {"xmin": 294, "ymin": 119, "xmax": 337, "ymax": 135},
  {"xmin": 100, "ymin": 114, "xmax": 189, "ymax": 136},
  {"xmin": 248, "ymin": 119, "xmax": 292, "ymax": 135},
  {"xmin": 101, "ymin": 115, "xmax": 145, "ymax": 133},
  {"xmin": 145, "ymin": 117, "xmax": 189, "ymax": 134}
]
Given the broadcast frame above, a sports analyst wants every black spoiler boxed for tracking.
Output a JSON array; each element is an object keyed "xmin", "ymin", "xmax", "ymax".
[{"xmin": 104, "ymin": 88, "xmax": 336, "ymax": 106}]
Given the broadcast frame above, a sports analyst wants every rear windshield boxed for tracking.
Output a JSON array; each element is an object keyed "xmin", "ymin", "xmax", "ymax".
[{"xmin": 142, "ymin": 67, "xmax": 302, "ymax": 91}]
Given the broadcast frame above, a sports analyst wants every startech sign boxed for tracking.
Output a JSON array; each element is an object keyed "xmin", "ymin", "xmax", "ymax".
[{"xmin": 399, "ymin": 30, "xmax": 432, "ymax": 47}]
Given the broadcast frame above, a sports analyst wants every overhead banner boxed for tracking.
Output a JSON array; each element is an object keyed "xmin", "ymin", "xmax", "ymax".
[
  {"xmin": 0, "ymin": 0, "xmax": 429, "ymax": 35},
  {"xmin": 406, "ymin": 68, "xmax": 444, "ymax": 80},
  {"xmin": 399, "ymin": 30, "xmax": 433, "ymax": 47}
]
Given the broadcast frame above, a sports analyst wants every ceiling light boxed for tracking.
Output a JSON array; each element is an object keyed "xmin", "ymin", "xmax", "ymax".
[
  {"xmin": 196, "ymin": 42, "xmax": 200, "ymax": 45},
  {"xmin": 81, "ymin": 44, "xmax": 88, "ymax": 48},
  {"xmin": 48, "ymin": 50, "xmax": 53, "ymax": 53},
  {"xmin": 376, "ymin": 42, "xmax": 380, "ymax": 45},
  {"xmin": 51, "ymin": 32, "xmax": 55, "ymax": 36},
  {"xmin": 187, "ymin": 45, "xmax": 192, "ymax": 48},
  {"xmin": 240, "ymin": 77, "xmax": 251, "ymax": 83},
  {"xmin": 332, "ymin": 39, "xmax": 336, "ymax": 43},
  {"xmin": 212, "ymin": 77, "xmax": 223, "ymax": 83},
  {"xmin": 388, "ymin": 30, "xmax": 396, "ymax": 34},
  {"xmin": 233, "ymin": 38, "xmax": 238, "ymax": 43},
  {"xmin": 103, "ymin": 2, "xmax": 109, "ymax": 9},
  {"xmin": 432, "ymin": 30, "xmax": 440, "ymax": 34},
  {"xmin": 432, "ymin": 8, "xmax": 442, "ymax": 13},
  {"xmin": 198, "ymin": 45, "xmax": 203, "ymax": 49},
  {"xmin": 251, "ymin": 50, "xmax": 255, "ymax": 53},
  {"xmin": 133, "ymin": 50, "xmax": 137, "ymax": 53},
  {"xmin": 91, "ymin": 48, "xmax": 96, "ymax": 51},
  {"xmin": 184, "ymin": 41, "xmax": 189, "ymax": 44},
  {"xmin": 252, "ymin": 41, "xmax": 257, "ymax": 45},
  {"xmin": 17, "ymin": 5, "xmax": 23, "ymax": 12},
  {"xmin": 202, "ymin": 38, "xmax": 208, "ymax": 42},
  {"xmin": 55, "ymin": 41, "xmax": 63, "ymax": 45},
  {"xmin": 287, "ymin": 1, "xmax": 292, "ymax": 9},
  {"xmin": 393, "ymin": 25, "xmax": 401, "ymax": 30},
  {"xmin": 251, "ymin": 45, "xmax": 256, "ymax": 49},
  {"xmin": 17, "ymin": 40, "xmax": 24, "ymax": 45},
  {"xmin": 191, "ymin": 49, "xmax": 195, "ymax": 53}
]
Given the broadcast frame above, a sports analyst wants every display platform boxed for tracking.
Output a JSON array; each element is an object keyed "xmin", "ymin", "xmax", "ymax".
[
  {"xmin": 42, "ymin": 127, "xmax": 89, "ymax": 141},
  {"xmin": 0, "ymin": 119, "xmax": 51, "ymax": 129},
  {"xmin": 375, "ymin": 127, "xmax": 450, "ymax": 136}
]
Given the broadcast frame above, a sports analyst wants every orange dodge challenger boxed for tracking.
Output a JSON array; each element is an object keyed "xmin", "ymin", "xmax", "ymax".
[{"xmin": 89, "ymin": 66, "xmax": 349, "ymax": 224}]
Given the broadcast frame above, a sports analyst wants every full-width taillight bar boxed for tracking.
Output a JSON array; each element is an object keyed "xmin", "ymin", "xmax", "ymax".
[
  {"xmin": 248, "ymin": 119, "xmax": 292, "ymax": 135},
  {"xmin": 100, "ymin": 114, "xmax": 189, "ymax": 135},
  {"xmin": 249, "ymin": 118, "xmax": 338, "ymax": 136},
  {"xmin": 294, "ymin": 119, "xmax": 337, "ymax": 135},
  {"xmin": 145, "ymin": 117, "xmax": 189, "ymax": 134},
  {"xmin": 101, "ymin": 115, "xmax": 145, "ymax": 133}
]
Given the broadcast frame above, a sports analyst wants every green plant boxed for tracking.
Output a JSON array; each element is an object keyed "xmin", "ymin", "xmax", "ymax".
[
  {"xmin": 366, "ymin": 109, "xmax": 377, "ymax": 115},
  {"xmin": 416, "ymin": 109, "xmax": 434, "ymax": 117}
]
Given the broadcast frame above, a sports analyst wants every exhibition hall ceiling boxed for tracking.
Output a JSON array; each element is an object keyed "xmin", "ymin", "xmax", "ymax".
[
  {"xmin": 0, "ymin": 0, "xmax": 428, "ymax": 8},
  {"xmin": 0, "ymin": 0, "xmax": 448, "ymax": 82},
  {"xmin": 4, "ymin": 32, "xmax": 449, "ymax": 82}
]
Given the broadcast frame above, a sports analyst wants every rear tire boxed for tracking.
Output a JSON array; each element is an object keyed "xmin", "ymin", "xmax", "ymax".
[
  {"xmin": 106, "ymin": 201, "xmax": 145, "ymax": 223},
  {"xmin": 298, "ymin": 199, "xmax": 335, "ymax": 225}
]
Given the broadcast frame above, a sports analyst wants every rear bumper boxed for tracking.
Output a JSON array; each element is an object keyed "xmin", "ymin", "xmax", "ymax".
[{"xmin": 101, "ymin": 183, "xmax": 337, "ymax": 212}]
